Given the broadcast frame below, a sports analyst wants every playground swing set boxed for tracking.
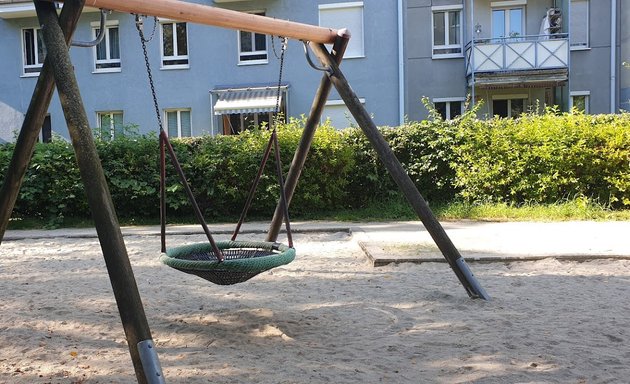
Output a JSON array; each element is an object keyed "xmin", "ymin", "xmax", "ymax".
[{"xmin": 0, "ymin": 0, "xmax": 489, "ymax": 383}]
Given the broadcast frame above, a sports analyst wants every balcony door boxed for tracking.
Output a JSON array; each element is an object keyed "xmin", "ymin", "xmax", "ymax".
[{"xmin": 492, "ymin": 7, "xmax": 524, "ymax": 39}]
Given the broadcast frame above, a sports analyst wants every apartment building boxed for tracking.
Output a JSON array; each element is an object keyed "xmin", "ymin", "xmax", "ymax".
[
  {"xmin": 404, "ymin": 0, "xmax": 626, "ymax": 120},
  {"xmin": 0, "ymin": 1, "xmax": 627, "ymax": 143},
  {"xmin": 0, "ymin": 0, "xmax": 401, "ymax": 142}
]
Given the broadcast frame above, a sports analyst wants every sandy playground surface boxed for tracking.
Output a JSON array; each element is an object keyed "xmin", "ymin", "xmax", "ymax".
[{"xmin": 0, "ymin": 226, "xmax": 629, "ymax": 383}]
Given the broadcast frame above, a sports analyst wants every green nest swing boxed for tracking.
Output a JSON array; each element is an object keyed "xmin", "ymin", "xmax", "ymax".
[
  {"xmin": 160, "ymin": 241, "xmax": 295, "ymax": 285},
  {"xmin": 140, "ymin": 21, "xmax": 294, "ymax": 286}
]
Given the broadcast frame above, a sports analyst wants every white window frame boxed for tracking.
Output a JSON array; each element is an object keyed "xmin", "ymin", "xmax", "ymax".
[
  {"xmin": 491, "ymin": 6, "xmax": 525, "ymax": 39},
  {"xmin": 159, "ymin": 19, "xmax": 189, "ymax": 69},
  {"xmin": 319, "ymin": 2, "xmax": 365, "ymax": 59},
  {"xmin": 569, "ymin": 0, "xmax": 590, "ymax": 50},
  {"xmin": 570, "ymin": 91, "xmax": 590, "ymax": 113},
  {"xmin": 96, "ymin": 111, "xmax": 124, "ymax": 141},
  {"xmin": 21, "ymin": 27, "xmax": 45, "ymax": 76},
  {"xmin": 492, "ymin": 94, "xmax": 528, "ymax": 118},
  {"xmin": 433, "ymin": 97, "xmax": 465, "ymax": 120},
  {"xmin": 237, "ymin": 11, "xmax": 268, "ymax": 65},
  {"xmin": 165, "ymin": 109, "xmax": 192, "ymax": 137},
  {"xmin": 92, "ymin": 20, "xmax": 121, "ymax": 73},
  {"xmin": 431, "ymin": 5, "xmax": 463, "ymax": 59}
]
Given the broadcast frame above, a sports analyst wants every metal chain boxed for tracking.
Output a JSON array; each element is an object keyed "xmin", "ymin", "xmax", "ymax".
[
  {"xmin": 135, "ymin": 14, "xmax": 164, "ymax": 133},
  {"xmin": 138, "ymin": 15, "xmax": 158, "ymax": 43},
  {"xmin": 273, "ymin": 36, "xmax": 288, "ymax": 127}
]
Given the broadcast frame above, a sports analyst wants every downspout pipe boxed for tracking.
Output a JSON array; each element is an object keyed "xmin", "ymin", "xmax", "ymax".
[
  {"xmin": 398, "ymin": 0, "xmax": 405, "ymax": 125},
  {"xmin": 611, "ymin": 0, "xmax": 617, "ymax": 113}
]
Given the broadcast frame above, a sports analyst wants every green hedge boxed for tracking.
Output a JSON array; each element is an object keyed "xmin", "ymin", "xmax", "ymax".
[
  {"xmin": 0, "ymin": 111, "xmax": 628, "ymax": 226},
  {"xmin": 452, "ymin": 110, "xmax": 630, "ymax": 207}
]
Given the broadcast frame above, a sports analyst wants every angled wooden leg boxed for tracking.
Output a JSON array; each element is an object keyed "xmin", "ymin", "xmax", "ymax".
[
  {"xmin": 0, "ymin": 0, "xmax": 84, "ymax": 243},
  {"xmin": 266, "ymin": 31, "xmax": 350, "ymax": 242},
  {"xmin": 35, "ymin": 1, "xmax": 165, "ymax": 382},
  {"xmin": 309, "ymin": 42, "xmax": 490, "ymax": 300}
]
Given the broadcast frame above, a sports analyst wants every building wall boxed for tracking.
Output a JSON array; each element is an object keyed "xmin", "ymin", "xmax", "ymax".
[{"xmin": 0, "ymin": 0, "xmax": 401, "ymax": 141}]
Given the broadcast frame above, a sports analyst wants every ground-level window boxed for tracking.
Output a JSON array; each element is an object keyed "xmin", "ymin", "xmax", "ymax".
[
  {"xmin": 222, "ymin": 112, "xmax": 273, "ymax": 135},
  {"xmin": 96, "ymin": 111, "xmax": 124, "ymax": 140},
  {"xmin": 433, "ymin": 98, "xmax": 464, "ymax": 120},
  {"xmin": 570, "ymin": 91, "xmax": 590, "ymax": 113},
  {"xmin": 213, "ymin": 86, "xmax": 288, "ymax": 135},
  {"xmin": 93, "ymin": 20, "xmax": 121, "ymax": 72},
  {"xmin": 238, "ymin": 12, "xmax": 267, "ymax": 64},
  {"xmin": 492, "ymin": 95, "xmax": 527, "ymax": 118},
  {"xmin": 160, "ymin": 21, "xmax": 189, "ymax": 68},
  {"xmin": 22, "ymin": 27, "xmax": 46, "ymax": 75},
  {"xmin": 165, "ymin": 109, "xmax": 192, "ymax": 137},
  {"xmin": 321, "ymin": 99, "xmax": 365, "ymax": 129}
]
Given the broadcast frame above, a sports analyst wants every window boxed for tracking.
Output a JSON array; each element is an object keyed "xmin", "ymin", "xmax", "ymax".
[
  {"xmin": 160, "ymin": 21, "xmax": 188, "ymax": 68},
  {"xmin": 96, "ymin": 111, "xmax": 123, "ymax": 140},
  {"xmin": 570, "ymin": 91, "xmax": 590, "ymax": 113},
  {"xmin": 570, "ymin": 0, "xmax": 589, "ymax": 48},
  {"xmin": 165, "ymin": 109, "xmax": 192, "ymax": 137},
  {"xmin": 223, "ymin": 112, "xmax": 273, "ymax": 134},
  {"xmin": 492, "ymin": 96, "xmax": 526, "ymax": 118},
  {"xmin": 22, "ymin": 27, "xmax": 46, "ymax": 75},
  {"xmin": 432, "ymin": 6, "xmax": 462, "ymax": 57},
  {"xmin": 492, "ymin": 7, "xmax": 524, "ymax": 39},
  {"xmin": 93, "ymin": 21, "xmax": 121, "ymax": 72},
  {"xmin": 321, "ymin": 99, "xmax": 365, "ymax": 129},
  {"xmin": 433, "ymin": 99, "xmax": 464, "ymax": 120},
  {"xmin": 238, "ymin": 12, "xmax": 267, "ymax": 64},
  {"xmin": 319, "ymin": 2, "xmax": 364, "ymax": 58},
  {"xmin": 213, "ymin": 87, "xmax": 288, "ymax": 135}
]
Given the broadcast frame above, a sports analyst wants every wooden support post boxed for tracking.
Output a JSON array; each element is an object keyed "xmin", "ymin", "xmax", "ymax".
[
  {"xmin": 0, "ymin": 0, "xmax": 84, "ymax": 243},
  {"xmin": 309, "ymin": 42, "xmax": 490, "ymax": 300},
  {"xmin": 266, "ymin": 32, "xmax": 350, "ymax": 242},
  {"xmin": 34, "ymin": 2, "xmax": 164, "ymax": 382}
]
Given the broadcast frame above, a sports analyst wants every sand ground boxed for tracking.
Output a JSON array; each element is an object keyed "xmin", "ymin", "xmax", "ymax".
[{"xmin": 1, "ymin": 223, "xmax": 629, "ymax": 383}]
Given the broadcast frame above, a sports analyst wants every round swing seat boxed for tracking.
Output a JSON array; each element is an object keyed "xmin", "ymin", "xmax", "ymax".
[{"xmin": 159, "ymin": 240, "xmax": 295, "ymax": 285}]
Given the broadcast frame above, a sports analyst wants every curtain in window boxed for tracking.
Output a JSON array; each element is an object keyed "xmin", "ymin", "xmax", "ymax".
[
  {"xmin": 167, "ymin": 111, "xmax": 178, "ymax": 137},
  {"xmin": 180, "ymin": 111, "xmax": 191, "ymax": 137},
  {"xmin": 109, "ymin": 27, "xmax": 120, "ymax": 59}
]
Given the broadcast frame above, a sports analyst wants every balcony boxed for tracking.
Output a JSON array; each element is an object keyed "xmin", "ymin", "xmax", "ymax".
[{"xmin": 466, "ymin": 34, "xmax": 569, "ymax": 89}]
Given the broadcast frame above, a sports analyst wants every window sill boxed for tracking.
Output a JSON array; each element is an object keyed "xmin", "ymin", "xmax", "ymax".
[
  {"xmin": 570, "ymin": 46, "xmax": 591, "ymax": 51},
  {"xmin": 238, "ymin": 59, "xmax": 269, "ymax": 66},
  {"xmin": 20, "ymin": 72, "xmax": 40, "ymax": 78},
  {"xmin": 432, "ymin": 54, "xmax": 464, "ymax": 60},
  {"xmin": 160, "ymin": 65, "xmax": 190, "ymax": 70},
  {"xmin": 93, "ymin": 68, "xmax": 122, "ymax": 74}
]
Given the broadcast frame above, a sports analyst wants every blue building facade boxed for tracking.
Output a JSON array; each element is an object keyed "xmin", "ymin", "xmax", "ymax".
[{"xmin": 0, "ymin": 0, "xmax": 402, "ymax": 142}]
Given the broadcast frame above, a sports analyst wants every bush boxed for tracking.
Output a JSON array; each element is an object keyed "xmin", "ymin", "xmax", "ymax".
[
  {"xmin": 452, "ymin": 109, "xmax": 630, "ymax": 208},
  {"xmin": 0, "ymin": 110, "xmax": 627, "ymax": 227}
]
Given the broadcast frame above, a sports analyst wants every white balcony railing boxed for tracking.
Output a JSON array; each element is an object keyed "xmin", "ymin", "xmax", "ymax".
[{"xmin": 466, "ymin": 34, "xmax": 569, "ymax": 75}]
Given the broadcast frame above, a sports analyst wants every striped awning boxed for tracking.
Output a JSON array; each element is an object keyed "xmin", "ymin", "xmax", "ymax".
[{"xmin": 213, "ymin": 88, "xmax": 282, "ymax": 115}]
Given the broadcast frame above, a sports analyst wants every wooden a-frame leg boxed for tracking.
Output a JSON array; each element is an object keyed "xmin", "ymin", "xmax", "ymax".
[
  {"xmin": 309, "ymin": 42, "xmax": 490, "ymax": 300},
  {"xmin": 35, "ymin": 2, "xmax": 165, "ymax": 382}
]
